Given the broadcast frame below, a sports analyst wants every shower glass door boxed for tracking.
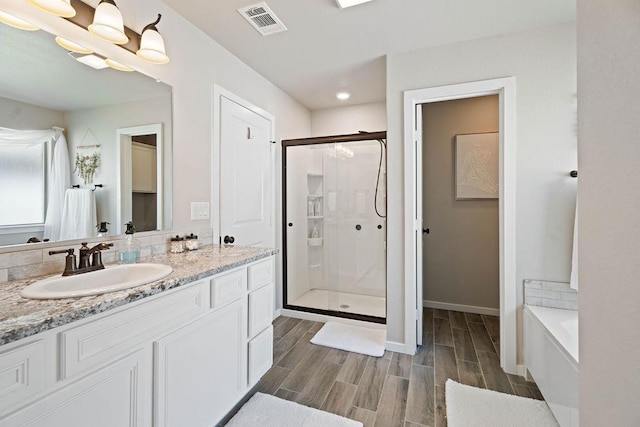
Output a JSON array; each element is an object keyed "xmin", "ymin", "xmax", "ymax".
[{"xmin": 283, "ymin": 133, "xmax": 387, "ymax": 322}]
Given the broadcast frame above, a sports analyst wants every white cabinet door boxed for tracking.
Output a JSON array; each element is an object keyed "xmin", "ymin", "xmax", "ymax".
[
  {"xmin": 154, "ymin": 298, "xmax": 247, "ymax": 427},
  {"xmin": 132, "ymin": 142, "xmax": 157, "ymax": 193},
  {"xmin": 0, "ymin": 348, "xmax": 151, "ymax": 427},
  {"xmin": 248, "ymin": 326, "xmax": 273, "ymax": 388}
]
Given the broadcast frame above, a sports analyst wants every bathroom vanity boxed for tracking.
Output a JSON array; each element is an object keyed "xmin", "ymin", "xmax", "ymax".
[{"xmin": 0, "ymin": 245, "xmax": 275, "ymax": 426}]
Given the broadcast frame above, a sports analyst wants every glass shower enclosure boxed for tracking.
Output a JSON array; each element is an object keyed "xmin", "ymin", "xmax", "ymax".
[{"xmin": 282, "ymin": 132, "xmax": 387, "ymax": 322}]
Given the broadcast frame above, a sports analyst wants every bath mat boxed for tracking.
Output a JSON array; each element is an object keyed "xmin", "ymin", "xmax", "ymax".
[
  {"xmin": 310, "ymin": 321, "xmax": 386, "ymax": 357},
  {"xmin": 445, "ymin": 380, "xmax": 559, "ymax": 427},
  {"xmin": 226, "ymin": 392, "xmax": 362, "ymax": 427}
]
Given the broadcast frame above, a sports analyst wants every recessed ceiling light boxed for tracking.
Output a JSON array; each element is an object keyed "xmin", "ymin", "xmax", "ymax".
[
  {"xmin": 336, "ymin": 92, "xmax": 351, "ymax": 100},
  {"xmin": 55, "ymin": 36, "xmax": 93, "ymax": 54},
  {"xmin": 335, "ymin": 0, "xmax": 373, "ymax": 9},
  {"xmin": 0, "ymin": 11, "xmax": 40, "ymax": 31},
  {"xmin": 71, "ymin": 53, "xmax": 109, "ymax": 70}
]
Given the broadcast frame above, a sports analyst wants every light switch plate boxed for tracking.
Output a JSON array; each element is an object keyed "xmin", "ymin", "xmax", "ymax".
[{"xmin": 191, "ymin": 202, "xmax": 210, "ymax": 220}]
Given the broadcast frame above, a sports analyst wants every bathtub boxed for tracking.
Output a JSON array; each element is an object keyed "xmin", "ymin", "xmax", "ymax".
[{"xmin": 524, "ymin": 305, "xmax": 578, "ymax": 427}]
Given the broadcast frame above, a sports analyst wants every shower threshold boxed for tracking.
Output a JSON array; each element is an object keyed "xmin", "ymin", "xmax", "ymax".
[{"xmin": 290, "ymin": 288, "xmax": 386, "ymax": 319}]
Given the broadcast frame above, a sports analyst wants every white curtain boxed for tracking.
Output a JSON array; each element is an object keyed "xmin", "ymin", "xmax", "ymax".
[
  {"xmin": 0, "ymin": 127, "xmax": 56, "ymax": 146},
  {"xmin": 0, "ymin": 126, "xmax": 70, "ymax": 241},
  {"xmin": 44, "ymin": 129, "xmax": 71, "ymax": 240}
]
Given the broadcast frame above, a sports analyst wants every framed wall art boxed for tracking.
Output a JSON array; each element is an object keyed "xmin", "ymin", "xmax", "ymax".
[{"xmin": 455, "ymin": 132, "xmax": 499, "ymax": 200}]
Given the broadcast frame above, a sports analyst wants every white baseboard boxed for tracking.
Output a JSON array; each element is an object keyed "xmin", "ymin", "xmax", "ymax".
[
  {"xmin": 423, "ymin": 300, "xmax": 499, "ymax": 316},
  {"xmin": 385, "ymin": 341, "xmax": 409, "ymax": 354},
  {"xmin": 279, "ymin": 309, "xmax": 386, "ymax": 329},
  {"xmin": 516, "ymin": 364, "xmax": 532, "ymax": 380},
  {"xmin": 273, "ymin": 309, "xmax": 282, "ymax": 320}
]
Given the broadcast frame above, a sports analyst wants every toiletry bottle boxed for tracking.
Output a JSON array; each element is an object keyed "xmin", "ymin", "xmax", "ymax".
[
  {"xmin": 314, "ymin": 199, "xmax": 322, "ymax": 216},
  {"xmin": 170, "ymin": 235, "xmax": 185, "ymax": 253},
  {"xmin": 308, "ymin": 200, "xmax": 314, "ymax": 216},
  {"xmin": 311, "ymin": 225, "xmax": 320, "ymax": 238},
  {"xmin": 118, "ymin": 222, "xmax": 140, "ymax": 264},
  {"xmin": 185, "ymin": 233, "xmax": 199, "ymax": 251},
  {"xmin": 96, "ymin": 221, "xmax": 110, "ymax": 237}
]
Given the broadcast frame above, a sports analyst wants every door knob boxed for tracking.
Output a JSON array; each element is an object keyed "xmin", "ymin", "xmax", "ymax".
[
  {"xmin": 422, "ymin": 228, "xmax": 430, "ymax": 234},
  {"xmin": 355, "ymin": 224, "xmax": 362, "ymax": 231},
  {"xmin": 223, "ymin": 235, "xmax": 235, "ymax": 244}
]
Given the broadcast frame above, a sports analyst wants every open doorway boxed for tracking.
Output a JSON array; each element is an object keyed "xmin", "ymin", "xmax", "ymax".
[
  {"xmin": 421, "ymin": 96, "xmax": 499, "ymax": 315},
  {"xmin": 116, "ymin": 124, "xmax": 164, "ymax": 233},
  {"xmin": 403, "ymin": 77, "xmax": 517, "ymax": 374}
]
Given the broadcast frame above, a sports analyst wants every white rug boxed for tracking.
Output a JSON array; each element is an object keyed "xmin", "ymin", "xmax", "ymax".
[
  {"xmin": 445, "ymin": 380, "xmax": 559, "ymax": 427},
  {"xmin": 226, "ymin": 392, "xmax": 362, "ymax": 427},
  {"xmin": 310, "ymin": 321, "xmax": 386, "ymax": 357}
]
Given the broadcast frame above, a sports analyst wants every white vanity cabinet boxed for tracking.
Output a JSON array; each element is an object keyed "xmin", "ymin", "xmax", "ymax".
[{"xmin": 0, "ymin": 256, "xmax": 275, "ymax": 427}]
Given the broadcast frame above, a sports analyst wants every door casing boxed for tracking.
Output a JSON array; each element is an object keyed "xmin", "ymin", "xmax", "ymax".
[{"xmin": 403, "ymin": 77, "xmax": 517, "ymax": 374}]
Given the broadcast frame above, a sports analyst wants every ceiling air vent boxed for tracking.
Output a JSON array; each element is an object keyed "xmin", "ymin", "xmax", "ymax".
[{"xmin": 238, "ymin": 2, "xmax": 287, "ymax": 36}]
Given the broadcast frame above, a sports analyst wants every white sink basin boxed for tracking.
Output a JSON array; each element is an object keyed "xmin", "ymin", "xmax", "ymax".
[{"xmin": 20, "ymin": 263, "xmax": 173, "ymax": 300}]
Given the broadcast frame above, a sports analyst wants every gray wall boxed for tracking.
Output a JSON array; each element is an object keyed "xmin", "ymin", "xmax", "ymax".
[
  {"xmin": 422, "ymin": 96, "xmax": 499, "ymax": 309},
  {"xmin": 578, "ymin": 0, "xmax": 640, "ymax": 425}
]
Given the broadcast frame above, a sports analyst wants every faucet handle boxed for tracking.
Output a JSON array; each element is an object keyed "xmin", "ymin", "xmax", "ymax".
[
  {"xmin": 48, "ymin": 249, "xmax": 77, "ymax": 276},
  {"xmin": 49, "ymin": 248, "xmax": 75, "ymax": 256}
]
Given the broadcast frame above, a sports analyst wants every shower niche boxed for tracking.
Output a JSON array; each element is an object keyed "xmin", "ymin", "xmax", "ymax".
[{"xmin": 283, "ymin": 132, "xmax": 387, "ymax": 323}]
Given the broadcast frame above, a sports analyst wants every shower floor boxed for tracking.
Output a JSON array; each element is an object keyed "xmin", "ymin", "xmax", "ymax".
[{"xmin": 290, "ymin": 288, "xmax": 386, "ymax": 318}]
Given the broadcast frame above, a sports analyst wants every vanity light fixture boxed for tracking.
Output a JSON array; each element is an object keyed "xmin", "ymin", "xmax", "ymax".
[
  {"xmin": 69, "ymin": 52, "xmax": 109, "ymax": 69},
  {"xmin": 336, "ymin": 92, "xmax": 351, "ymax": 100},
  {"xmin": 27, "ymin": 0, "xmax": 76, "ymax": 18},
  {"xmin": 105, "ymin": 58, "xmax": 134, "ymax": 72},
  {"xmin": 136, "ymin": 14, "xmax": 169, "ymax": 64},
  {"xmin": 335, "ymin": 0, "xmax": 373, "ymax": 9},
  {"xmin": 0, "ymin": 11, "xmax": 40, "ymax": 31},
  {"xmin": 88, "ymin": 0, "xmax": 128, "ymax": 45},
  {"xmin": 55, "ymin": 36, "xmax": 93, "ymax": 54}
]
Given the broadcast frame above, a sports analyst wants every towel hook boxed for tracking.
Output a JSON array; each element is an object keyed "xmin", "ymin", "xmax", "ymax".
[
  {"xmin": 570, "ymin": 170, "xmax": 578, "ymax": 178},
  {"xmin": 93, "ymin": 184, "xmax": 103, "ymax": 191}
]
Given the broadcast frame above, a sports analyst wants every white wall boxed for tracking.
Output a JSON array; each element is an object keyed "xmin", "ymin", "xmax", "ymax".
[
  {"xmin": 578, "ymin": 1, "xmax": 640, "ymax": 424},
  {"xmin": 387, "ymin": 22, "xmax": 577, "ymax": 358},
  {"xmin": 64, "ymin": 94, "xmax": 172, "ymax": 235},
  {"xmin": 311, "ymin": 102, "xmax": 386, "ymax": 136},
  {"xmin": 0, "ymin": 97, "xmax": 65, "ymax": 130}
]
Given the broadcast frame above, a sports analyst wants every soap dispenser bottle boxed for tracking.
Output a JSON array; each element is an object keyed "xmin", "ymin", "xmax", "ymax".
[
  {"xmin": 96, "ymin": 221, "xmax": 110, "ymax": 237},
  {"xmin": 118, "ymin": 222, "xmax": 140, "ymax": 264}
]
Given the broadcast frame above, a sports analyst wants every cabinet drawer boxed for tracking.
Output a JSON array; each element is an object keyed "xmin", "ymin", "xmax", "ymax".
[
  {"xmin": 60, "ymin": 282, "xmax": 209, "ymax": 380},
  {"xmin": 211, "ymin": 268, "xmax": 247, "ymax": 308},
  {"xmin": 248, "ymin": 258, "xmax": 273, "ymax": 291},
  {"xmin": 0, "ymin": 341, "xmax": 44, "ymax": 412},
  {"xmin": 248, "ymin": 326, "xmax": 273, "ymax": 388},
  {"xmin": 248, "ymin": 283, "xmax": 273, "ymax": 339}
]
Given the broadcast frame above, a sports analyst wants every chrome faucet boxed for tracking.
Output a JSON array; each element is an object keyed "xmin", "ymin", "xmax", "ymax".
[{"xmin": 49, "ymin": 242, "xmax": 114, "ymax": 276}]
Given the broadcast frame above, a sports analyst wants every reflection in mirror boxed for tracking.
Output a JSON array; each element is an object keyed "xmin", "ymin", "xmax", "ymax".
[{"xmin": 0, "ymin": 20, "xmax": 172, "ymax": 248}]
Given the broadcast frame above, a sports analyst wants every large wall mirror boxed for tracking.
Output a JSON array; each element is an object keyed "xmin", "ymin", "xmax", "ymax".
[{"xmin": 0, "ymin": 22, "xmax": 172, "ymax": 248}]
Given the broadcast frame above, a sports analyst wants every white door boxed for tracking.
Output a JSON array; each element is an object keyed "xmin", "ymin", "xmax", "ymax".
[
  {"xmin": 415, "ymin": 104, "xmax": 424, "ymax": 346},
  {"xmin": 220, "ymin": 96, "xmax": 274, "ymax": 247}
]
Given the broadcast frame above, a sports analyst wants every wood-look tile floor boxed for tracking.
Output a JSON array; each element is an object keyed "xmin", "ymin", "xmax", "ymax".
[{"xmin": 250, "ymin": 309, "xmax": 543, "ymax": 427}]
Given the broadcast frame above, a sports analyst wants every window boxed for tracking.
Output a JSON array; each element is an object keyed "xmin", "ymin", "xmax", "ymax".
[{"xmin": 0, "ymin": 143, "xmax": 46, "ymax": 227}]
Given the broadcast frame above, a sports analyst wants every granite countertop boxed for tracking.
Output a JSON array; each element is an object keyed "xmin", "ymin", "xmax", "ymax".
[{"xmin": 0, "ymin": 245, "xmax": 277, "ymax": 346}]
